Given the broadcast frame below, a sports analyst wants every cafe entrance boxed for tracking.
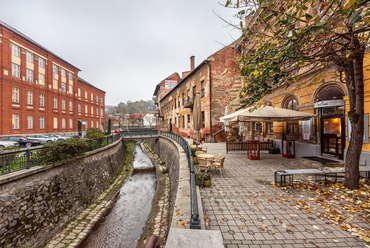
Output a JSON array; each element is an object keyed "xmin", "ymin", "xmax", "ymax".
[{"xmin": 316, "ymin": 100, "xmax": 345, "ymax": 159}]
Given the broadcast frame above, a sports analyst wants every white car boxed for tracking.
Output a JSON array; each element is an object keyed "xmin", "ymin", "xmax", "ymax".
[
  {"xmin": 26, "ymin": 134, "xmax": 57, "ymax": 144},
  {"xmin": 0, "ymin": 137, "xmax": 19, "ymax": 148},
  {"xmin": 47, "ymin": 134, "xmax": 70, "ymax": 140}
]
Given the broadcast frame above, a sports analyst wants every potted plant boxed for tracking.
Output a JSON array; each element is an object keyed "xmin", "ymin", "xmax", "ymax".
[
  {"xmin": 195, "ymin": 173, "xmax": 204, "ymax": 185},
  {"xmin": 191, "ymin": 148, "xmax": 197, "ymax": 162},
  {"xmin": 203, "ymin": 174, "xmax": 212, "ymax": 187}
]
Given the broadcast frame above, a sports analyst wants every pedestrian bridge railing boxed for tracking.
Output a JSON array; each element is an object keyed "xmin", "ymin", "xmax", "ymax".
[{"xmin": 159, "ymin": 130, "xmax": 200, "ymax": 229}]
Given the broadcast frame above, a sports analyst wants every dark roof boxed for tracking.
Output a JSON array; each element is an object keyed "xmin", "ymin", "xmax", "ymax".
[
  {"xmin": 0, "ymin": 20, "xmax": 81, "ymax": 71},
  {"xmin": 153, "ymin": 83, "xmax": 160, "ymax": 96},
  {"xmin": 78, "ymin": 77, "xmax": 106, "ymax": 93}
]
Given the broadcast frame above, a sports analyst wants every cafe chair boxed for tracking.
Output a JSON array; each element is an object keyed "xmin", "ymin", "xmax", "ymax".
[
  {"xmin": 202, "ymin": 145, "xmax": 208, "ymax": 153},
  {"xmin": 212, "ymin": 157, "xmax": 226, "ymax": 177},
  {"xmin": 198, "ymin": 158, "xmax": 210, "ymax": 174}
]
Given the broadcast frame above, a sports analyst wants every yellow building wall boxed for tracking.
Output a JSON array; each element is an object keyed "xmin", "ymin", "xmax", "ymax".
[{"xmin": 344, "ymin": 52, "xmax": 370, "ymax": 151}]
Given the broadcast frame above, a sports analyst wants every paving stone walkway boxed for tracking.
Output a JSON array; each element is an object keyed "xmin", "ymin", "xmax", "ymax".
[{"xmin": 199, "ymin": 142, "xmax": 369, "ymax": 248}]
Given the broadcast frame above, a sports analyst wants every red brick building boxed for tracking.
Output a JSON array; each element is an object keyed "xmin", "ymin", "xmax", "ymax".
[
  {"xmin": 154, "ymin": 43, "xmax": 244, "ymax": 142},
  {"xmin": 0, "ymin": 21, "xmax": 105, "ymax": 136}
]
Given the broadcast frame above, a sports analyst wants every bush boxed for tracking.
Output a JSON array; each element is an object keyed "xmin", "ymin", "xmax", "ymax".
[
  {"xmin": 86, "ymin": 128, "xmax": 104, "ymax": 139},
  {"xmin": 38, "ymin": 138, "xmax": 89, "ymax": 164}
]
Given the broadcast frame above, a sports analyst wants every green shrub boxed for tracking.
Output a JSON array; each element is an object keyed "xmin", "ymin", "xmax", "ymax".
[
  {"xmin": 86, "ymin": 128, "xmax": 104, "ymax": 139},
  {"xmin": 38, "ymin": 138, "xmax": 89, "ymax": 164}
]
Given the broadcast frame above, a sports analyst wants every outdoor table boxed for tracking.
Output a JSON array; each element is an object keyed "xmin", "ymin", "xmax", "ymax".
[
  {"xmin": 190, "ymin": 145, "xmax": 202, "ymax": 151},
  {"xmin": 197, "ymin": 153, "xmax": 215, "ymax": 160}
]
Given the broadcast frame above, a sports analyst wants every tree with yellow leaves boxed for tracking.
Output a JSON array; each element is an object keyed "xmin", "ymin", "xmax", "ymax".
[{"xmin": 226, "ymin": 0, "xmax": 370, "ymax": 189}]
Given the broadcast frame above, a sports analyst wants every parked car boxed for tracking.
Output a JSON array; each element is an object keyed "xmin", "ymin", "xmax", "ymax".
[
  {"xmin": 26, "ymin": 134, "xmax": 57, "ymax": 144},
  {"xmin": 46, "ymin": 134, "xmax": 70, "ymax": 140},
  {"xmin": 0, "ymin": 137, "xmax": 19, "ymax": 148},
  {"xmin": 2, "ymin": 136, "xmax": 41, "ymax": 148}
]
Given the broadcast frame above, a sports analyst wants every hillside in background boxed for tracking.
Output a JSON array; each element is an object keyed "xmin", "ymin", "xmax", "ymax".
[{"xmin": 105, "ymin": 100, "xmax": 155, "ymax": 115}]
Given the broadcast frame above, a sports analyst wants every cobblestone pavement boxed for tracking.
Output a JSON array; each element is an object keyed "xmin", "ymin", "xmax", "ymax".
[{"xmin": 199, "ymin": 142, "xmax": 369, "ymax": 248}]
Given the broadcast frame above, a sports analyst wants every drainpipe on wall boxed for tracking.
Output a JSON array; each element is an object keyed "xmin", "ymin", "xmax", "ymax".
[{"xmin": 207, "ymin": 61, "xmax": 212, "ymax": 143}]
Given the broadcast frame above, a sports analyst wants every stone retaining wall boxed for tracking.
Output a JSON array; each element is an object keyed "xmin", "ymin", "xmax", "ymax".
[
  {"xmin": 145, "ymin": 137, "xmax": 180, "ymax": 219},
  {"xmin": 0, "ymin": 140, "xmax": 126, "ymax": 248}
]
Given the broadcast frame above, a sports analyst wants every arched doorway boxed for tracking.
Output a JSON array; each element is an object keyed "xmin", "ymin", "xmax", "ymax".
[{"xmin": 314, "ymin": 86, "xmax": 346, "ymax": 159}]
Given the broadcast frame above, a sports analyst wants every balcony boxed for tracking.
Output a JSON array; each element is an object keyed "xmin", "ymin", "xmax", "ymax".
[{"xmin": 184, "ymin": 98, "xmax": 193, "ymax": 108}]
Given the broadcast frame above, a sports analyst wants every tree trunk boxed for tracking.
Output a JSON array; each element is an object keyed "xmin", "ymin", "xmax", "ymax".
[{"xmin": 344, "ymin": 50, "xmax": 364, "ymax": 190}]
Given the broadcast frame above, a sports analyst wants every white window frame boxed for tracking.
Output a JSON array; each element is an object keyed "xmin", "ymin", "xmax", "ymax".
[
  {"xmin": 26, "ymin": 69, "xmax": 34, "ymax": 82},
  {"xmin": 61, "ymin": 69, "xmax": 66, "ymax": 78},
  {"xmin": 69, "ymin": 101, "xmax": 73, "ymax": 111},
  {"xmin": 53, "ymin": 97, "xmax": 58, "ymax": 109},
  {"xmin": 39, "ymin": 57, "xmax": 45, "ymax": 68},
  {"xmin": 26, "ymin": 51, "xmax": 33, "ymax": 63},
  {"xmin": 78, "ymin": 88, "xmax": 81, "ymax": 97},
  {"xmin": 12, "ymin": 44, "xmax": 20, "ymax": 57},
  {"xmin": 85, "ymin": 91, "xmax": 88, "ymax": 99},
  {"xmin": 61, "ymin": 82, "xmax": 66, "ymax": 92},
  {"xmin": 62, "ymin": 118, "xmax": 66, "ymax": 129},
  {"xmin": 78, "ymin": 103, "xmax": 81, "ymax": 113},
  {"xmin": 27, "ymin": 115, "xmax": 33, "ymax": 129},
  {"xmin": 27, "ymin": 91, "xmax": 33, "ymax": 105},
  {"xmin": 69, "ymin": 118, "xmax": 73, "ymax": 129},
  {"xmin": 39, "ymin": 93, "xmax": 45, "ymax": 107},
  {"xmin": 91, "ymin": 120, "xmax": 94, "ymax": 128},
  {"xmin": 85, "ymin": 105, "xmax": 88, "ymax": 114},
  {"xmin": 91, "ymin": 93, "xmax": 93, "ymax": 101},
  {"xmin": 53, "ymin": 64, "xmax": 58, "ymax": 74},
  {"xmin": 12, "ymin": 114, "xmax": 20, "ymax": 129},
  {"xmin": 53, "ymin": 79, "xmax": 58, "ymax": 89},
  {"xmin": 39, "ymin": 116, "xmax": 45, "ymax": 129},
  {"xmin": 53, "ymin": 117, "xmax": 58, "ymax": 129},
  {"xmin": 12, "ymin": 63, "xmax": 20, "ymax": 78},
  {"xmin": 62, "ymin": 99, "xmax": 66, "ymax": 110},
  {"xmin": 39, "ymin": 73, "xmax": 45, "ymax": 85},
  {"xmin": 69, "ymin": 72, "xmax": 73, "ymax": 80},
  {"xmin": 12, "ymin": 87, "xmax": 19, "ymax": 103}
]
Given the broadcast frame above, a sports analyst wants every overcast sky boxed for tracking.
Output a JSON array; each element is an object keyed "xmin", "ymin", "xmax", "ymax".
[{"xmin": 0, "ymin": 0, "xmax": 241, "ymax": 106}]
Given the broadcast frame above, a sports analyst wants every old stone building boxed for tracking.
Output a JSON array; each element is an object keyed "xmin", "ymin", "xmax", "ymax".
[{"xmin": 154, "ymin": 42, "xmax": 244, "ymax": 142}]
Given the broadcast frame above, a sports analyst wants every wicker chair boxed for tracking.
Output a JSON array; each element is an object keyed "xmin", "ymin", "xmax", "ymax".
[
  {"xmin": 198, "ymin": 158, "xmax": 210, "ymax": 174},
  {"xmin": 202, "ymin": 145, "xmax": 208, "ymax": 153},
  {"xmin": 212, "ymin": 157, "xmax": 225, "ymax": 177},
  {"xmin": 194, "ymin": 151, "xmax": 205, "ymax": 164}
]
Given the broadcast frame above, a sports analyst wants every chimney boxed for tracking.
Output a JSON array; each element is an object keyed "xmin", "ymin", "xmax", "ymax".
[{"xmin": 190, "ymin": 56, "xmax": 195, "ymax": 71}]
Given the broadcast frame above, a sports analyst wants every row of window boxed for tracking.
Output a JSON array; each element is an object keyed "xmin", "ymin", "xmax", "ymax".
[
  {"xmin": 12, "ymin": 114, "xmax": 100, "ymax": 130},
  {"xmin": 12, "ymin": 87, "xmax": 103, "ymax": 115},
  {"xmin": 162, "ymin": 81, "xmax": 205, "ymax": 113},
  {"xmin": 12, "ymin": 44, "xmax": 73, "ymax": 78},
  {"xmin": 77, "ymin": 88, "xmax": 103, "ymax": 103}
]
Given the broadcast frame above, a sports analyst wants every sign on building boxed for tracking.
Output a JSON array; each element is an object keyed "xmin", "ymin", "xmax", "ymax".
[{"xmin": 165, "ymin": 80, "xmax": 177, "ymax": 89}]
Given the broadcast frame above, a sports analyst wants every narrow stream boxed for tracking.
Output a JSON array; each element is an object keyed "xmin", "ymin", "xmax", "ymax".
[{"xmin": 79, "ymin": 142, "xmax": 157, "ymax": 248}]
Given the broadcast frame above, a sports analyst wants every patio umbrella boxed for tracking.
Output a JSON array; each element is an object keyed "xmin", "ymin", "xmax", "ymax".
[
  {"xmin": 220, "ymin": 106, "xmax": 314, "ymax": 123},
  {"xmin": 193, "ymin": 92, "xmax": 201, "ymax": 145}
]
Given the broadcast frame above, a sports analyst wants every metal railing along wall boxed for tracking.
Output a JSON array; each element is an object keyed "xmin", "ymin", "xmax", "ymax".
[
  {"xmin": 159, "ymin": 130, "xmax": 201, "ymax": 229},
  {"xmin": 0, "ymin": 133, "xmax": 121, "ymax": 176}
]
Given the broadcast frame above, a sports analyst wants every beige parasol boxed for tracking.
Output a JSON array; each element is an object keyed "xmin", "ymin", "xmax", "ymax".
[{"xmin": 193, "ymin": 92, "xmax": 201, "ymax": 145}]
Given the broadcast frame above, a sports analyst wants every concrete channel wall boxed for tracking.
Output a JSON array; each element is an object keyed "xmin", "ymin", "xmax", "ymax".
[
  {"xmin": 0, "ymin": 140, "xmax": 126, "ymax": 248},
  {"xmin": 145, "ymin": 136, "xmax": 223, "ymax": 248}
]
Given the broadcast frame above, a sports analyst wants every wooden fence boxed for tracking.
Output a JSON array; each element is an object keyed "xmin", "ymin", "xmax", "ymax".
[{"xmin": 226, "ymin": 140, "xmax": 274, "ymax": 154}]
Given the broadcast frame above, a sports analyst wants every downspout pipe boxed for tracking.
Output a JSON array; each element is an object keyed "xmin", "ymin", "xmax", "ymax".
[{"xmin": 207, "ymin": 61, "xmax": 212, "ymax": 143}]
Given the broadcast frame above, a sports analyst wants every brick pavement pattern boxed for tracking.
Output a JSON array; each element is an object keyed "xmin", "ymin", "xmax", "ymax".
[{"xmin": 199, "ymin": 143, "xmax": 368, "ymax": 248}]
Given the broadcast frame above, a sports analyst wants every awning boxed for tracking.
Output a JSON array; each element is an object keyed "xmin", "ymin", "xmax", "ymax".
[{"xmin": 220, "ymin": 106, "xmax": 315, "ymax": 123}]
